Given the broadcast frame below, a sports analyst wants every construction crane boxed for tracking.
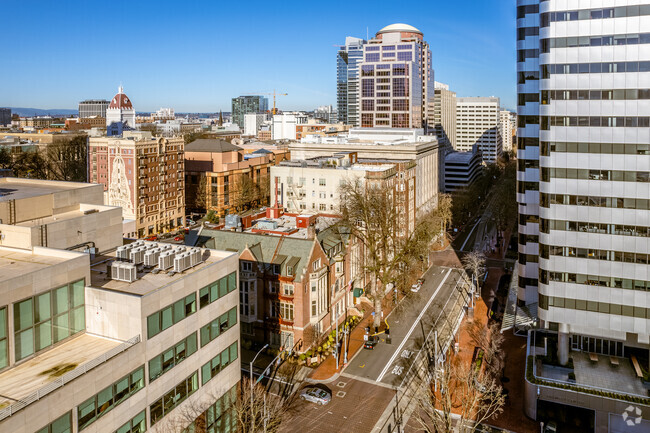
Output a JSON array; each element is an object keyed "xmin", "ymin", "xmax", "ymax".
[{"xmin": 245, "ymin": 90, "xmax": 288, "ymax": 115}]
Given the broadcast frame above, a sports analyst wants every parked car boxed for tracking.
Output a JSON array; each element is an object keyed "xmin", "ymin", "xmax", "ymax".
[
  {"xmin": 411, "ymin": 281, "xmax": 422, "ymax": 292},
  {"xmin": 145, "ymin": 235, "xmax": 157, "ymax": 241},
  {"xmin": 364, "ymin": 336, "xmax": 378, "ymax": 350},
  {"xmin": 174, "ymin": 235, "xmax": 184, "ymax": 241},
  {"xmin": 299, "ymin": 387, "xmax": 331, "ymax": 405}
]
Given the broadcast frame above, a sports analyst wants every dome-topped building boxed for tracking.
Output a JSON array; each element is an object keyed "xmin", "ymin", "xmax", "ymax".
[
  {"xmin": 376, "ymin": 23, "xmax": 423, "ymax": 40},
  {"xmin": 106, "ymin": 85, "xmax": 136, "ymax": 134}
]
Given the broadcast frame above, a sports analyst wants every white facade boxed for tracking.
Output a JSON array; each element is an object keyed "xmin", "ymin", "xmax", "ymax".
[
  {"xmin": 499, "ymin": 110, "xmax": 516, "ymax": 152},
  {"xmin": 456, "ymin": 97, "xmax": 502, "ymax": 164},
  {"xmin": 272, "ymin": 113, "xmax": 308, "ymax": 140},
  {"xmin": 337, "ymin": 36, "xmax": 366, "ymax": 126},
  {"xmin": 517, "ymin": 0, "xmax": 650, "ymax": 354},
  {"xmin": 106, "ymin": 85, "xmax": 136, "ymax": 129},
  {"xmin": 244, "ymin": 113, "xmax": 267, "ymax": 136}
]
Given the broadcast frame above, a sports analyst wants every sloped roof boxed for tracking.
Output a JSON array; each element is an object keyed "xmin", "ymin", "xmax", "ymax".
[
  {"xmin": 185, "ymin": 139, "xmax": 242, "ymax": 153},
  {"xmin": 200, "ymin": 230, "xmax": 315, "ymax": 282}
]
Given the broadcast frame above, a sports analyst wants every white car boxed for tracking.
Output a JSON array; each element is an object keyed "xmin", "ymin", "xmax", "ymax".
[
  {"xmin": 299, "ymin": 387, "xmax": 331, "ymax": 405},
  {"xmin": 411, "ymin": 278, "xmax": 424, "ymax": 292}
]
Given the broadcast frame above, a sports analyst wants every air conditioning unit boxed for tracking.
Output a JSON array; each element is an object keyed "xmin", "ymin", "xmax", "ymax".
[
  {"xmin": 158, "ymin": 251, "xmax": 174, "ymax": 270},
  {"xmin": 116, "ymin": 246, "xmax": 129, "ymax": 260},
  {"xmin": 189, "ymin": 248, "xmax": 202, "ymax": 267},
  {"xmin": 111, "ymin": 262, "xmax": 138, "ymax": 283},
  {"xmin": 174, "ymin": 252, "xmax": 191, "ymax": 273},
  {"xmin": 144, "ymin": 248, "xmax": 161, "ymax": 267},
  {"xmin": 131, "ymin": 246, "xmax": 145, "ymax": 265}
]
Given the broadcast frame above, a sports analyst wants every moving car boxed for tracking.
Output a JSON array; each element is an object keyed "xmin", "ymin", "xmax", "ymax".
[
  {"xmin": 299, "ymin": 387, "xmax": 331, "ymax": 405},
  {"xmin": 364, "ymin": 336, "xmax": 378, "ymax": 350}
]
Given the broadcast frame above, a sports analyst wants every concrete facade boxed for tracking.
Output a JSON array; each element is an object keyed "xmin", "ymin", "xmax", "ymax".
[{"xmin": 456, "ymin": 96, "xmax": 502, "ymax": 164}]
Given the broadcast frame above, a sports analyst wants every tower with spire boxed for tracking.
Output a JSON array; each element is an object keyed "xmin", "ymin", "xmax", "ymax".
[{"xmin": 106, "ymin": 84, "xmax": 136, "ymax": 135}]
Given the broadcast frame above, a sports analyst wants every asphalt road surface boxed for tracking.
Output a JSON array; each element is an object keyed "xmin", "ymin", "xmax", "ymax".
[{"xmin": 343, "ymin": 265, "xmax": 466, "ymax": 387}]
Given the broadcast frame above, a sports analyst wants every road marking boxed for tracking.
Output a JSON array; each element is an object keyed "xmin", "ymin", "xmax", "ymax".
[
  {"xmin": 376, "ymin": 268, "xmax": 453, "ymax": 383},
  {"xmin": 359, "ymin": 363, "xmax": 365, "ymax": 368},
  {"xmin": 460, "ymin": 219, "xmax": 481, "ymax": 251}
]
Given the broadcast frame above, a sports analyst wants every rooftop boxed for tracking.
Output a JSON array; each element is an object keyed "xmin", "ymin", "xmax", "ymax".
[
  {"xmin": 0, "ymin": 247, "xmax": 83, "ymax": 284},
  {"xmin": 89, "ymin": 242, "xmax": 235, "ymax": 296},
  {"xmin": 0, "ymin": 333, "xmax": 124, "ymax": 410},
  {"xmin": 377, "ymin": 23, "xmax": 422, "ymax": 35},
  {"xmin": 185, "ymin": 138, "xmax": 242, "ymax": 153},
  {"xmin": 0, "ymin": 178, "xmax": 94, "ymax": 202}
]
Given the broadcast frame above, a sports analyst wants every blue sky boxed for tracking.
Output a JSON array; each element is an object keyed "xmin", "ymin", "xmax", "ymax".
[{"xmin": 1, "ymin": 1, "xmax": 516, "ymax": 112}]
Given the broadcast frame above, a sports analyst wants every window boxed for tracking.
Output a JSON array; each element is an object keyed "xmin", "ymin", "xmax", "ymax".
[
  {"xmin": 201, "ymin": 342, "xmax": 238, "ymax": 385},
  {"xmin": 319, "ymin": 178, "xmax": 326, "ymax": 186},
  {"xmin": 115, "ymin": 410, "xmax": 146, "ymax": 433},
  {"xmin": 36, "ymin": 411, "xmax": 72, "ymax": 433},
  {"xmin": 280, "ymin": 302, "xmax": 294, "ymax": 321},
  {"xmin": 150, "ymin": 371, "xmax": 199, "ymax": 425},
  {"xmin": 200, "ymin": 307, "xmax": 237, "ymax": 347},
  {"xmin": 241, "ymin": 261, "xmax": 252, "ymax": 272},
  {"xmin": 78, "ymin": 366, "xmax": 144, "ymax": 430},
  {"xmin": 199, "ymin": 272, "xmax": 237, "ymax": 308},
  {"xmin": 311, "ymin": 300, "xmax": 317, "ymax": 317},
  {"xmin": 147, "ymin": 293, "xmax": 196, "ymax": 339},
  {"xmin": 14, "ymin": 279, "xmax": 85, "ymax": 361},
  {"xmin": 200, "ymin": 385, "xmax": 237, "ymax": 433},
  {"xmin": 149, "ymin": 332, "xmax": 198, "ymax": 383},
  {"xmin": 283, "ymin": 284, "xmax": 294, "ymax": 296},
  {"xmin": 240, "ymin": 280, "xmax": 254, "ymax": 316},
  {"xmin": 312, "ymin": 259, "xmax": 321, "ymax": 271}
]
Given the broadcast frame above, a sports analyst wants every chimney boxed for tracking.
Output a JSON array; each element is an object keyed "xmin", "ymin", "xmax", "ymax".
[{"xmin": 307, "ymin": 223, "xmax": 315, "ymax": 239}]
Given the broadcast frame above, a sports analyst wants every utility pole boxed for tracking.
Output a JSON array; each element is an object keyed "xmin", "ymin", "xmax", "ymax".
[
  {"xmin": 334, "ymin": 307, "xmax": 339, "ymax": 370},
  {"xmin": 250, "ymin": 344, "xmax": 269, "ymax": 432}
]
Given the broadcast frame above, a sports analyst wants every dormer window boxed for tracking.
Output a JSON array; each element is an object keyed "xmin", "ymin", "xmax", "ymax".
[{"xmin": 241, "ymin": 261, "xmax": 252, "ymax": 272}]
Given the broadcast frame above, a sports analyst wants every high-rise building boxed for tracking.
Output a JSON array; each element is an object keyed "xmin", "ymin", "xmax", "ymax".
[
  {"xmin": 106, "ymin": 86, "xmax": 136, "ymax": 135},
  {"xmin": 244, "ymin": 113, "xmax": 267, "ymax": 136},
  {"xmin": 0, "ymin": 108, "xmax": 12, "ymax": 126},
  {"xmin": 429, "ymin": 82, "xmax": 457, "ymax": 149},
  {"xmin": 517, "ymin": 1, "xmax": 650, "ymax": 429},
  {"xmin": 88, "ymin": 132, "xmax": 185, "ymax": 238},
  {"xmin": 0, "ymin": 177, "xmax": 240, "ymax": 433},
  {"xmin": 231, "ymin": 96, "xmax": 269, "ymax": 130},
  {"xmin": 456, "ymin": 97, "xmax": 502, "ymax": 164},
  {"xmin": 79, "ymin": 99, "xmax": 109, "ymax": 118},
  {"xmin": 337, "ymin": 36, "xmax": 366, "ymax": 126},
  {"xmin": 499, "ymin": 110, "xmax": 516, "ymax": 153},
  {"xmin": 358, "ymin": 24, "xmax": 434, "ymax": 129},
  {"xmin": 272, "ymin": 113, "xmax": 308, "ymax": 140}
]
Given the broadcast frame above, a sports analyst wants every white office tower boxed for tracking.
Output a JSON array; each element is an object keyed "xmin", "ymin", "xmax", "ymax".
[
  {"xmin": 499, "ymin": 110, "xmax": 516, "ymax": 152},
  {"xmin": 456, "ymin": 97, "xmax": 502, "ymax": 164},
  {"xmin": 518, "ymin": 1, "xmax": 650, "ymax": 429},
  {"xmin": 337, "ymin": 36, "xmax": 366, "ymax": 126}
]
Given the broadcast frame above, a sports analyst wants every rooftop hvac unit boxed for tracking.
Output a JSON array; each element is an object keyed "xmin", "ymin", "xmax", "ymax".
[
  {"xmin": 144, "ymin": 248, "xmax": 161, "ymax": 267},
  {"xmin": 111, "ymin": 262, "xmax": 138, "ymax": 283},
  {"xmin": 159, "ymin": 244, "xmax": 172, "ymax": 252},
  {"xmin": 116, "ymin": 246, "xmax": 129, "ymax": 260},
  {"xmin": 131, "ymin": 246, "xmax": 146, "ymax": 265},
  {"xmin": 189, "ymin": 248, "xmax": 202, "ymax": 267},
  {"xmin": 158, "ymin": 251, "xmax": 175, "ymax": 270},
  {"xmin": 174, "ymin": 252, "xmax": 192, "ymax": 273},
  {"xmin": 134, "ymin": 240, "xmax": 145, "ymax": 248},
  {"xmin": 173, "ymin": 246, "xmax": 186, "ymax": 255}
]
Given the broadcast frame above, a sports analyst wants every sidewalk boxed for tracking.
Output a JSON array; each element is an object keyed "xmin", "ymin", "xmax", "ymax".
[{"xmin": 308, "ymin": 299, "xmax": 376, "ymax": 381}]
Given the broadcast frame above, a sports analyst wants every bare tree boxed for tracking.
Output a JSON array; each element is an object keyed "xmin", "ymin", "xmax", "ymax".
[
  {"xmin": 410, "ymin": 317, "xmax": 506, "ymax": 433},
  {"xmin": 231, "ymin": 173, "xmax": 259, "ymax": 212},
  {"xmin": 235, "ymin": 377, "xmax": 290, "ymax": 433},
  {"xmin": 338, "ymin": 179, "xmax": 441, "ymax": 329},
  {"xmin": 194, "ymin": 175, "xmax": 208, "ymax": 211},
  {"xmin": 44, "ymin": 135, "xmax": 88, "ymax": 182},
  {"xmin": 462, "ymin": 250, "xmax": 486, "ymax": 295}
]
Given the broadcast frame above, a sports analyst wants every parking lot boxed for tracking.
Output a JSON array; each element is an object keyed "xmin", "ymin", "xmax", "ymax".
[{"xmin": 280, "ymin": 378, "xmax": 396, "ymax": 433}]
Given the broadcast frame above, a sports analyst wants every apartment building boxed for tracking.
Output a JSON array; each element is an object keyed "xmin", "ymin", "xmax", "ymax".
[
  {"xmin": 88, "ymin": 132, "xmax": 185, "ymax": 238},
  {"xmin": 272, "ymin": 113, "xmax": 308, "ymax": 140},
  {"xmin": 244, "ymin": 113, "xmax": 268, "ymax": 137},
  {"xmin": 337, "ymin": 36, "xmax": 366, "ymax": 126},
  {"xmin": 456, "ymin": 97, "xmax": 502, "ymax": 164},
  {"xmin": 270, "ymin": 152, "xmax": 416, "ymax": 235},
  {"xmin": 358, "ymin": 24, "xmax": 434, "ymax": 129},
  {"xmin": 0, "ymin": 178, "xmax": 240, "ymax": 433},
  {"xmin": 290, "ymin": 128, "xmax": 440, "ymax": 212},
  {"xmin": 231, "ymin": 96, "xmax": 269, "ymax": 130},
  {"xmin": 196, "ymin": 214, "xmax": 351, "ymax": 352},
  {"xmin": 517, "ymin": 1, "xmax": 650, "ymax": 430}
]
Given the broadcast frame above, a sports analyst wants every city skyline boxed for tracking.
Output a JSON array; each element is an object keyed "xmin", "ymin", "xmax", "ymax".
[{"xmin": 1, "ymin": 0, "xmax": 516, "ymax": 113}]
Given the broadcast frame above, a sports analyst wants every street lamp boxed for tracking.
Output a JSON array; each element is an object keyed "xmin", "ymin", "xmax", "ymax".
[{"xmin": 250, "ymin": 344, "xmax": 269, "ymax": 432}]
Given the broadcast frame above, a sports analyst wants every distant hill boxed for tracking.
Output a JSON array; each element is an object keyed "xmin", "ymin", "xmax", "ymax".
[{"xmin": 5, "ymin": 107, "xmax": 77, "ymax": 117}]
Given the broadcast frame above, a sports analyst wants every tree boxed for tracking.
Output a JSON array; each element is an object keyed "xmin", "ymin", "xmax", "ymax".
[
  {"xmin": 409, "ymin": 317, "xmax": 506, "ymax": 433},
  {"xmin": 194, "ymin": 175, "xmax": 208, "ymax": 211},
  {"xmin": 12, "ymin": 149, "xmax": 49, "ymax": 179},
  {"xmin": 184, "ymin": 131, "xmax": 204, "ymax": 144},
  {"xmin": 436, "ymin": 193, "xmax": 453, "ymax": 244},
  {"xmin": 462, "ymin": 250, "xmax": 486, "ymax": 296},
  {"xmin": 338, "ymin": 179, "xmax": 441, "ymax": 329},
  {"xmin": 231, "ymin": 173, "xmax": 259, "ymax": 212},
  {"xmin": 44, "ymin": 135, "xmax": 88, "ymax": 182},
  {"xmin": 235, "ymin": 377, "xmax": 290, "ymax": 433},
  {"xmin": 0, "ymin": 146, "xmax": 11, "ymax": 169},
  {"xmin": 491, "ymin": 161, "xmax": 517, "ymax": 242}
]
